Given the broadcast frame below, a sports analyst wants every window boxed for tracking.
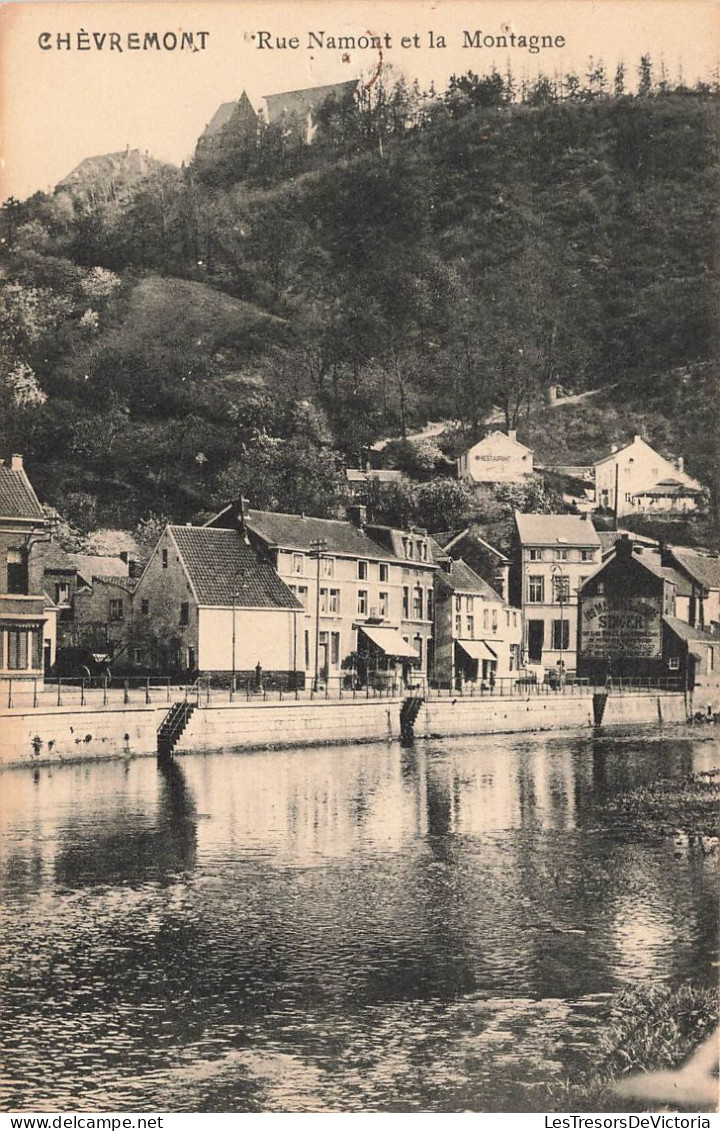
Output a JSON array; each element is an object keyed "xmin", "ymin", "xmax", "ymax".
[
  {"xmin": 379, "ymin": 563, "xmax": 389, "ymax": 582},
  {"xmin": 292, "ymin": 553, "xmax": 304, "ymax": 575},
  {"xmin": 505, "ymin": 610, "xmax": 510, "ymax": 626},
  {"xmin": 415, "ymin": 635, "xmax": 423, "ymax": 663},
  {"xmin": 426, "ymin": 589, "xmax": 433, "ymax": 620},
  {"xmin": 141, "ymin": 598, "xmax": 149, "ymax": 615},
  {"xmin": 7, "ymin": 629, "xmax": 29, "ymax": 670},
  {"xmin": 329, "ymin": 588, "xmax": 340, "ymax": 613},
  {"xmin": 304, "ymin": 631, "xmax": 310, "ymax": 668},
  {"xmin": 180, "ymin": 602, "xmax": 189, "ymax": 626},
  {"xmin": 709, "ymin": 648, "xmax": 714, "ymax": 672},
  {"xmin": 162, "ymin": 548, "xmax": 168, "ymax": 569},
  {"xmin": 322, "ymin": 557, "xmax": 335, "ymax": 578},
  {"xmin": 357, "ymin": 560, "xmax": 368, "ymax": 580},
  {"xmin": 358, "ymin": 590, "xmax": 368, "ymax": 615},
  {"xmin": 467, "ymin": 616, "xmax": 474, "ymax": 638},
  {"xmin": 413, "ymin": 587, "xmax": 423, "ymax": 619},
  {"xmin": 419, "ymin": 542, "xmax": 428, "ymax": 561},
  {"xmin": 109, "ymin": 598, "xmax": 124, "ymax": 621},
  {"xmin": 319, "ymin": 588, "xmax": 328, "ymax": 614},
  {"xmin": 529, "ymin": 548, "xmax": 542, "ymax": 562},
  {"xmin": 555, "ymin": 548, "xmax": 568, "ymax": 561},
  {"xmin": 406, "ymin": 540, "xmax": 414, "ymax": 559},
  {"xmin": 668, "ymin": 656, "xmax": 680, "ymax": 671},
  {"xmin": 466, "ymin": 596, "xmax": 474, "ymax": 613},
  {"xmin": 552, "ymin": 619, "xmax": 570, "ymax": 650},
  {"xmin": 483, "ymin": 607, "xmax": 489, "ymax": 630},
  {"xmin": 402, "ymin": 587, "xmax": 409, "ymax": 617},
  {"xmin": 492, "ymin": 608, "xmax": 498, "ymax": 631},
  {"xmin": 581, "ymin": 549, "xmax": 593, "ymax": 562},
  {"xmin": 379, "ymin": 591, "xmax": 388, "ymax": 617},
  {"xmin": 455, "ymin": 596, "xmax": 462, "ymax": 612},
  {"xmin": 55, "ymin": 581, "xmax": 70, "ymax": 605},
  {"xmin": 455, "ymin": 615, "xmax": 462, "ymax": 636},
  {"xmin": 528, "ymin": 576, "xmax": 544, "ymax": 603},
  {"xmin": 331, "ymin": 632, "xmax": 340, "ymax": 666},
  {"xmin": 134, "ymin": 649, "xmax": 142, "ymax": 664}
]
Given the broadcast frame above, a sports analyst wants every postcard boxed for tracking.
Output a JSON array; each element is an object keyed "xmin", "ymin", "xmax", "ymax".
[{"xmin": 0, "ymin": 0, "xmax": 718, "ymax": 1118}]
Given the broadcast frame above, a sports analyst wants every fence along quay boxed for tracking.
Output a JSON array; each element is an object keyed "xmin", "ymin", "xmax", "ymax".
[{"xmin": 0, "ymin": 672, "xmax": 697, "ymax": 768}]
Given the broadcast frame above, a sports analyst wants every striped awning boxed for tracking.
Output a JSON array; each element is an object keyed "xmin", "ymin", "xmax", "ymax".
[
  {"xmin": 456, "ymin": 639, "xmax": 498, "ymax": 662},
  {"xmin": 358, "ymin": 625, "xmax": 419, "ymax": 659}
]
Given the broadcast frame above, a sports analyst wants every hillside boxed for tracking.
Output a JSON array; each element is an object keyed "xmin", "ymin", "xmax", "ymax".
[{"xmin": 1, "ymin": 74, "xmax": 718, "ymax": 538}]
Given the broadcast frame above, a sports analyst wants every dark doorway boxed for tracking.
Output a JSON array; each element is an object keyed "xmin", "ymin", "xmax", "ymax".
[{"xmin": 528, "ymin": 620, "xmax": 544, "ymax": 663}]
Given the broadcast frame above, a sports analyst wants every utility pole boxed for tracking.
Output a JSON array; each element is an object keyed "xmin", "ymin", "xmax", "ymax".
[
  {"xmin": 551, "ymin": 564, "xmax": 567, "ymax": 687},
  {"xmin": 230, "ymin": 569, "xmax": 247, "ymax": 699},
  {"xmin": 310, "ymin": 539, "xmax": 327, "ymax": 691}
]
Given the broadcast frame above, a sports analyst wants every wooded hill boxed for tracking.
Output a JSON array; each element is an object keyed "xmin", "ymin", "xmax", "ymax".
[{"xmin": 1, "ymin": 66, "xmax": 718, "ymax": 543}]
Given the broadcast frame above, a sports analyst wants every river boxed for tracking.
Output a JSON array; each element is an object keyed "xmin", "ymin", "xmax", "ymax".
[{"xmin": 0, "ymin": 725, "xmax": 718, "ymax": 1112}]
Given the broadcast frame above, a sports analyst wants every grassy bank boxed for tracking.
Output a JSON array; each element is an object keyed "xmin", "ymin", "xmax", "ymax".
[{"xmin": 548, "ymin": 985, "xmax": 720, "ymax": 1112}]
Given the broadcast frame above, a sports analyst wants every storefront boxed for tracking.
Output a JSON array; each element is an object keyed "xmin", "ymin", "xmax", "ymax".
[
  {"xmin": 356, "ymin": 624, "xmax": 421, "ymax": 690},
  {"xmin": 454, "ymin": 639, "xmax": 498, "ymax": 688}
]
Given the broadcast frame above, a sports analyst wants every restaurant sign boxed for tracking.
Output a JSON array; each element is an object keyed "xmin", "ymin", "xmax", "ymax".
[{"xmin": 581, "ymin": 595, "xmax": 662, "ymax": 658}]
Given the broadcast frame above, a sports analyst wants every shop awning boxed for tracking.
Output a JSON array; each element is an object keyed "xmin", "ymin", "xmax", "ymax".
[
  {"xmin": 358, "ymin": 625, "xmax": 419, "ymax": 659},
  {"xmin": 456, "ymin": 639, "xmax": 498, "ymax": 662}
]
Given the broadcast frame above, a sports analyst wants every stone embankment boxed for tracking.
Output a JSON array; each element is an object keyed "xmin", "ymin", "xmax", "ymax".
[{"xmin": 0, "ymin": 689, "xmax": 698, "ymax": 769}]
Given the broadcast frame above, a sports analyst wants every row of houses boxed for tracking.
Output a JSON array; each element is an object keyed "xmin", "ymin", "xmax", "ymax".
[{"xmin": 2, "ymin": 454, "xmax": 718, "ymax": 695}]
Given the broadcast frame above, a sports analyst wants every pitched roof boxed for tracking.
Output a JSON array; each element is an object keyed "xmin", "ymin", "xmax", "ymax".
[
  {"xmin": 598, "ymin": 530, "xmax": 659, "ymax": 556},
  {"xmin": 436, "ymin": 558, "xmax": 504, "ymax": 602},
  {"xmin": 198, "ymin": 92, "xmax": 258, "ymax": 142},
  {"xmin": 264, "ymin": 80, "xmax": 358, "ymax": 122},
  {"xmin": 246, "ymin": 509, "xmax": 397, "ymax": 561},
  {"xmin": 670, "ymin": 549, "xmax": 720, "ymax": 590},
  {"xmin": 514, "ymin": 512, "xmax": 600, "ymax": 547},
  {"xmin": 366, "ymin": 524, "xmax": 443, "ymax": 568},
  {"xmin": 0, "ymin": 461, "xmax": 45, "ymax": 520},
  {"xmin": 432, "ymin": 529, "xmax": 467, "ymax": 549},
  {"xmin": 169, "ymin": 526, "xmax": 300, "ymax": 609},
  {"xmin": 68, "ymin": 553, "xmax": 130, "ymax": 583},
  {"xmin": 634, "ymin": 479, "xmax": 703, "ymax": 497},
  {"xmin": 34, "ymin": 541, "xmax": 75, "ymax": 571},
  {"xmin": 663, "ymin": 616, "xmax": 718, "ymax": 644}
]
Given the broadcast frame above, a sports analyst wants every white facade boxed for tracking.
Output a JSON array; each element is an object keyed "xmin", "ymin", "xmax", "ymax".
[
  {"xmin": 198, "ymin": 607, "xmax": 299, "ymax": 673},
  {"xmin": 594, "ymin": 436, "xmax": 702, "ymax": 518},
  {"xmin": 458, "ymin": 431, "xmax": 534, "ymax": 485}
]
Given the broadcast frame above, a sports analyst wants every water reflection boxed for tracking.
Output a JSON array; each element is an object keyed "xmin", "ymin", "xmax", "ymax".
[{"xmin": 0, "ymin": 726, "xmax": 717, "ymax": 1112}]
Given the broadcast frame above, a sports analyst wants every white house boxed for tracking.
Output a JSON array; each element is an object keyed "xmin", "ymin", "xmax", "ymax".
[
  {"xmin": 594, "ymin": 436, "xmax": 702, "ymax": 518},
  {"xmin": 130, "ymin": 525, "xmax": 302, "ymax": 681},
  {"xmin": 457, "ymin": 431, "xmax": 534, "ymax": 486}
]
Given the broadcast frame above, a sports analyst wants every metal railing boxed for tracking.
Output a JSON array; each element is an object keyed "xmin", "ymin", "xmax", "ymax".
[
  {"xmin": 1, "ymin": 675, "xmax": 172, "ymax": 710},
  {"xmin": 0, "ymin": 672, "xmax": 686, "ymax": 710}
]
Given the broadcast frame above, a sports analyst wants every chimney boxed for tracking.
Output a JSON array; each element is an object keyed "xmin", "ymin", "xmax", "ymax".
[
  {"xmin": 508, "ymin": 430, "xmax": 517, "ymax": 443},
  {"xmin": 347, "ymin": 504, "xmax": 366, "ymax": 528},
  {"xmin": 633, "ymin": 434, "xmax": 642, "ymax": 443},
  {"xmin": 10, "ymin": 453, "xmax": 23, "ymax": 471},
  {"xmin": 610, "ymin": 444, "xmax": 618, "ymax": 454},
  {"xmin": 677, "ymin": 456, "xmax": 685, "ymax": 474},
  {"xmin": 616, "ymin": 533, "xmax": 633, "ymax": 558}
]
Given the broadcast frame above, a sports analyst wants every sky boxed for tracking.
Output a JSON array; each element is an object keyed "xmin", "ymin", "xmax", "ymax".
[{"xmin": 0, "ymin": 0, "xmax": 718, "ymax": 200}]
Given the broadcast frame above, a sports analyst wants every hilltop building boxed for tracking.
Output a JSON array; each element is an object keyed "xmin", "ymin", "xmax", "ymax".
[
  {"xmin": 593, "ymin": 435, "xmax": 702, "ymax": 517},
  {"xmin": 56, "ymin": 148, "xmax": 168, "ymax": 203},
  {"xmin": 194, "ymin": 91, "xmax": 260, "ymax": 159},
  {"xmin": 264, "ymin": 80, "xmax": 358, "ymax": 144},
  {"xmin": 457, "ymin": 431, "xmax": 534, "ymax": 487}
]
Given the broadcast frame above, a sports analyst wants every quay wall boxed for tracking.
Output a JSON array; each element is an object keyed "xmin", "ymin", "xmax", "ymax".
[
  {"xmin": 176, "ymin": 698, "xmax": 402, "ymax": 754},
  {"xmin": 416, "ymin": 694, "xmax": 595, "ymax": 737},
  {"xmin": 0, "ymin": 692, "xmax": 696, "ymax": 768},
  {"xmin": 0, "ymin": 706, "xmax": 161, "ymax": 767}
]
